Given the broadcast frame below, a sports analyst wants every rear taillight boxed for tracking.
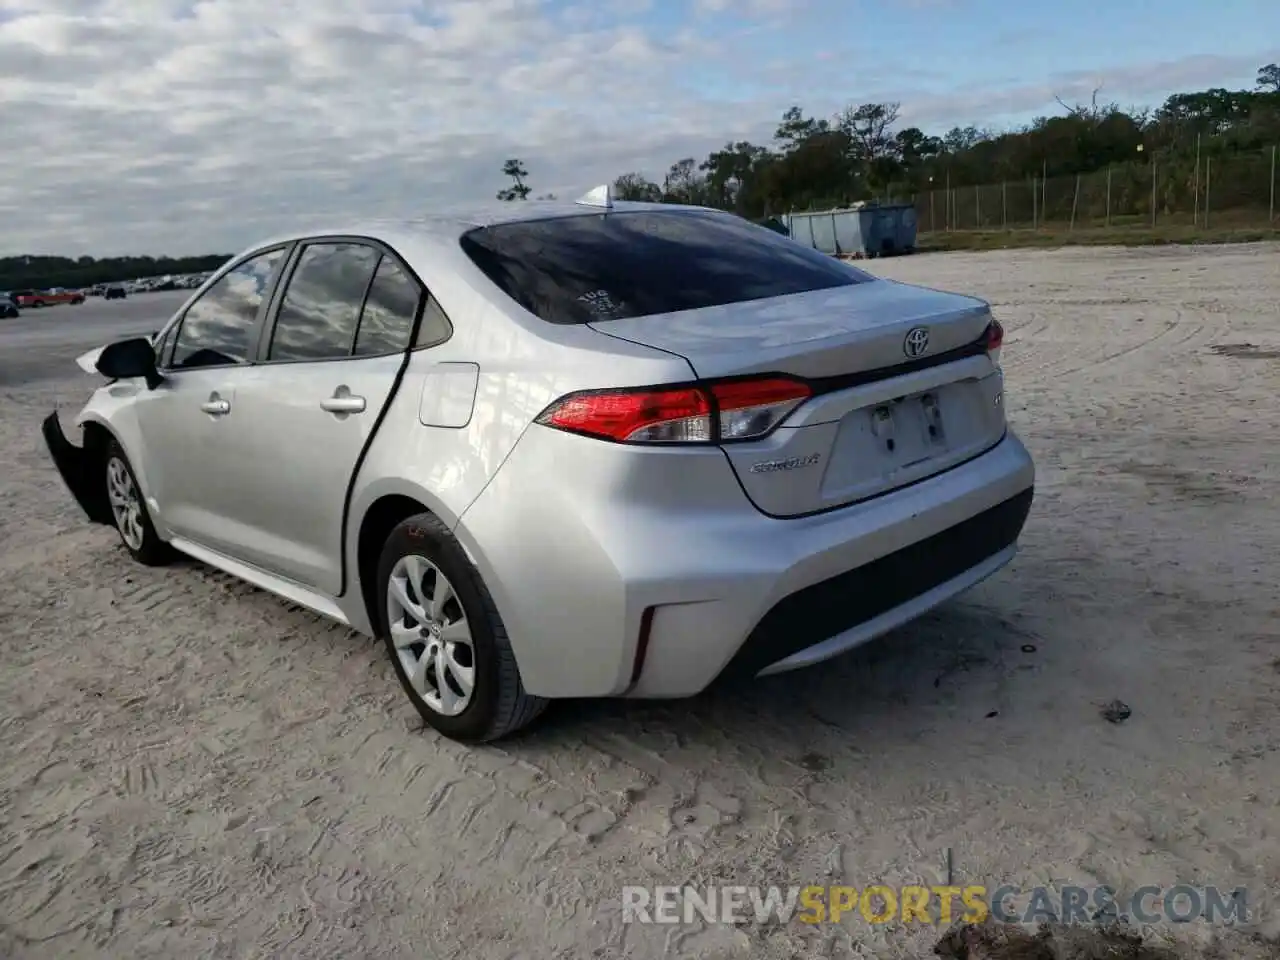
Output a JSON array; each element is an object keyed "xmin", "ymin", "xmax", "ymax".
[
  {"xmin": 711, "ymin": 378, "xmax": 812, "ymax": 441},
  {"xmin": 984, "ymin": 319, "xmax": 1004, "ymax": 366},
  {"xmin": 536, "ymin": 376, "xmax": 812, "ymax": 444},
  {"xmin": 537, "ymin": 386, "xmax": 712, "ymax": 443}
]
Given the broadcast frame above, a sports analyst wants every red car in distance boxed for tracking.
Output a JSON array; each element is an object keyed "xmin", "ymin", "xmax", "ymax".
[{"xmin": 14, "ymin": 288, "xmax": 86, "ymax": 308}]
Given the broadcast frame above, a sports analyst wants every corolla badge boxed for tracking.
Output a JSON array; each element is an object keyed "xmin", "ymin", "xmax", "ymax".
[
  {"xmin": 903, "ymin": 326, "xmax": 930, "ymax": 358},
  {"xmin": 749, "ymin": 452, "xmax": 822, "ymax": 474}
]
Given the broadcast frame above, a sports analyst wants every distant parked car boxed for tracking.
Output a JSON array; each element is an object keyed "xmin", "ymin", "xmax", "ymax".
[
  {"xmin": 103, "ymin": 285, "xmax": 127, "ymax": 300},
  {"xmin": 46, "ymin": 288, "xmax": 87, "ymax": 305},
  {"xmin": 0, "ymin": 293, "xmax": 18, "ymax": 319},
  {"xmin": 18, "ymin": 288, "xmax": 85, "ymax": 307}
]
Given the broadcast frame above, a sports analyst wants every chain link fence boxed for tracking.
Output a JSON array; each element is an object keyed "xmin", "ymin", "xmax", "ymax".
[{"xmin": 910, "ymin": 146, "xmax": 1278, "ymax": 235}]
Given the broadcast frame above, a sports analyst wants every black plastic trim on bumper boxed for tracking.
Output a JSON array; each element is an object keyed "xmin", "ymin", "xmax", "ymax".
[
  {"xmin": 717, "ymin": 486, "xmax": 1035, "ymax": 682},
  {"xmin": 41, "ymin": 412, "xmax": 113, "ymax": 526}
]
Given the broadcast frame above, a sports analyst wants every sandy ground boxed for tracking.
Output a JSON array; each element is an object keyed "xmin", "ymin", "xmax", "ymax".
[{"xmin": 1, "ymin": 246, "xmax": 1278, "ymax": 959}]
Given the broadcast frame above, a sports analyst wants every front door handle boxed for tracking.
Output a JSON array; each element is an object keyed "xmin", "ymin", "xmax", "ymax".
[
  {"xmin": 200, "ymin": 392, "xmax": 231, "ymax": 416},
  {"xmin": 320, "ymin": 386, "xmax": 366, "ymax": 415}
]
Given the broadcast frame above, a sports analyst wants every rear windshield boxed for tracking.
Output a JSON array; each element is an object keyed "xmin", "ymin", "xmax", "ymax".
[{"xmin": 459, "ymin": 209, "xmax": 867, "ymax": 324}]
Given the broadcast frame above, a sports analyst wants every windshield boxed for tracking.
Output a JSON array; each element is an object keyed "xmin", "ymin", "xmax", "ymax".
[{"xmin": 459, "ymin": 209, "xmax": 868, "ymax": 324}]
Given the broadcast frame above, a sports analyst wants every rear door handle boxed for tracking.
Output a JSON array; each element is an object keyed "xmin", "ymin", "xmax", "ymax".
[
  {"xmin": 320, "ymin": 386, "xmax": 366, "ymax": 415},
  {"xmin": 200, "ymin": 392, "xmax": 231, "ymax": 416}
]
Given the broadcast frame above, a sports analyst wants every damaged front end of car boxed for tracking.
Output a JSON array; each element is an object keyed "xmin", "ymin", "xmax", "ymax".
[{"xmin": 42, "ymin": 411, "xmax": 114, "ymax": 526}]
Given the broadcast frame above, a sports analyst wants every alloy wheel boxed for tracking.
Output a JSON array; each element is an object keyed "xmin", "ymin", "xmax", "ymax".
[
  {"xmin": 386, "ymin": 555, "xmax": 476, "ymax": 716},
  {"xmin": 105, "ymin": 456, "xmax": 144, "ymax": 550}
]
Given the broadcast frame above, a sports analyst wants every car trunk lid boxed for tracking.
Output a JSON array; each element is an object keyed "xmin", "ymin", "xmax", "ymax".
[
  {"xmin": 589, "ymin": 278, "xmax": 1007, "ymax": 516},
  {"xmin": 588, "ymin": 278, "xmax": 991, "ymax": 380}
]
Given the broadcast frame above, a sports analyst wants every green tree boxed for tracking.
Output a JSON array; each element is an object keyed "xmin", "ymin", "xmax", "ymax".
[
  {"xmin": 15, "ymin": 63, "xmax": 1280, "ymax": 267},
  {"xmin": 612, "ymin": 173, "xmax": 662, "ymax": 201},
  {"xmin": 700, "ymin": 141, "xmax": 771, "ymax": 212},
  {"xmin": 661, "ymin": 158, "xmax": 705, "ymax": 204},
  {"xmin": 774, "ymin": 106, "xmax": 830, "ymax": 153},
  {"xmin": 497, "ymin": 158, "xmax": 531, "ymax": 201},
  {"xmin": 0, "ymin": 253, "xmax": 232, "ymax": 291}
]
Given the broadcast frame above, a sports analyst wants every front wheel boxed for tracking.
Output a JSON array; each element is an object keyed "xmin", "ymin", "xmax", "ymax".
[
  {"xmin": 104, "ymin": 442, "xmax": 175, "ymax": 566},
  {"xmin": 376, "ymin": 513, "xmax": 546, "ymax": 742}
]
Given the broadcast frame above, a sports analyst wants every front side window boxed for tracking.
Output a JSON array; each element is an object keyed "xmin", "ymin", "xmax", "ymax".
[
  {"xmin": 171, "ymin": 247, "xmax": 286, "ymax": 368},
  {"xmin": 268, "ymin": 243, "xmax": 381, "ymax": 362},
  {"xmin": 152, "ymin": 325, "xmax": 175, "ymax": 367},
  {"xmin": 458, "ymin": 209, "xmax": 869, "ymax": 325}
]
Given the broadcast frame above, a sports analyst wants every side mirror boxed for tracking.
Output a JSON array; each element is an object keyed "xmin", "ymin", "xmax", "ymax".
[{"xmin": 96, "ymin": 337, "xmax": 164, "ymax": 389}]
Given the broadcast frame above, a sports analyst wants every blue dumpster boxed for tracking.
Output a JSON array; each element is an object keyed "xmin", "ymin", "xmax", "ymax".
[{"xmin": 783, "ymin": 203, "xmax": 918, "ymax": 258}]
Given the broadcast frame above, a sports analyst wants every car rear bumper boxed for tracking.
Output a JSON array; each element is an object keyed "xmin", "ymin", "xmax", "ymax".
[
  {"xmin": 719, "ymin": 486, "xmax": 1031, "ymax": 682},
  {"xmin": 42, "ymin": 411, "xmax": 112, "ymax": 525},
  {"xmin": 457, "ymin": 426, "xmax": 1035, "ymax": 700}
]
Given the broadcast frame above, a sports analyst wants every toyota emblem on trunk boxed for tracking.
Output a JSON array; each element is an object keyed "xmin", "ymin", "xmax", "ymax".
[{"xmin": 903, "ymin": 327, "xmax": 930, "ymax": 358}]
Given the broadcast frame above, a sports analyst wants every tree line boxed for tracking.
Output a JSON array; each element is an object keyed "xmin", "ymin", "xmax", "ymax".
[
  {"xmin": 0, "ymin": 254, "xmax": 232, "ymax": 296},
  {"xmin": 498, "ymin": 62, "xmax": 1280, "ymax": 222},
  {"xmin": 7, "ymin": 63, "xmax": 1278, "ymax": 291}
]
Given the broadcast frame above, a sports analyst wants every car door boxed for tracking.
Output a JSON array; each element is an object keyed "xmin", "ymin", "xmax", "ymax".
[
  {"xmin": 134, "ymin": 245, "xmax": 289, "ymax": 553},
  {"xmin": 213, "ymin": 239, "xmax": 433, "ymax": 595}
]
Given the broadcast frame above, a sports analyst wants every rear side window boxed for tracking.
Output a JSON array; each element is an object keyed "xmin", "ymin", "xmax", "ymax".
[
  {"xmin": 269, "ymin": 243, "xmax": 381, "ymax": 362},
  {"xmin": 353, "ymin": 256, "xmax": 426, "ymax": 357},
  {"xmin": 458, "ymin": 210, "xmax": 866, "ymax": 324}
]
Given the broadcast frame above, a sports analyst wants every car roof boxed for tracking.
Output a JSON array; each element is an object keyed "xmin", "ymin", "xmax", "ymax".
[{"xmin": 246, "ymin": 198, "xmax": 710, "ymax": 253}]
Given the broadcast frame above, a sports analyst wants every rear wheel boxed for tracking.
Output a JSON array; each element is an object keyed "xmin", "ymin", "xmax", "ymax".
[
  {"xmin": 105, "ymin": 442, "xmax": 174, "ymax": 566},
  {"xmin": 376, "ymin": 513, "xmax": 546, "ymax": 742}
]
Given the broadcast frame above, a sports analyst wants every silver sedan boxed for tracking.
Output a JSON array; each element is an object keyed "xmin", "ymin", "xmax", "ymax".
[{"xmin": 43, "ymin": 192, "xmax": 1034, "ymax": 742}]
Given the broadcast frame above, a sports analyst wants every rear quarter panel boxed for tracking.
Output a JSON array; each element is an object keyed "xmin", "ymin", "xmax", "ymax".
[
  {"xmin": 345, "ymin": 233, "xmax": 696, "ymax": 635},
  {"xmin": 349, "ymin": 255, "xmax": 697, "ymax": 529}
]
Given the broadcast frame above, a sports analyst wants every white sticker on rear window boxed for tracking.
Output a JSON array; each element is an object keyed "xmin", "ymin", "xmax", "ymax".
[{"xmin": 577, "ymin": 289, "xmax": 621, "ymax": 317}]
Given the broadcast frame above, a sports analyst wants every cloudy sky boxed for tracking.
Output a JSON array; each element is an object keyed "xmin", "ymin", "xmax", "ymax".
[{"xmin": 2, "ymin": 0, "xmax": 1277, "ymax": 257}]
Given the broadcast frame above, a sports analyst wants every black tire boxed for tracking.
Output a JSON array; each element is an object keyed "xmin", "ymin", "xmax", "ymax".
[
  {"xmin": 104, "ymin": 441, "xmax": 175, "ymax": 567},
  {"xmin": 376, "ymin": 513, "xmax": 546, "ymax": 742}
]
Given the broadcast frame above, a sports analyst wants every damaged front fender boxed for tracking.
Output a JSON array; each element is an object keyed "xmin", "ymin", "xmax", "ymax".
[{"xmin": 41, "ymin": 411, "xmax": 114, "ymax": 526}]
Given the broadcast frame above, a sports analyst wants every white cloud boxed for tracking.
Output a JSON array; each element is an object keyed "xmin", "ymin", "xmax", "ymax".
[
  {"xmin": 692, "ymin": 0, "xmax": 794, "ymax": 14},
  {"xmin": 0, "ymin": 0, "xmax": 1275, "ymax": 255}
]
